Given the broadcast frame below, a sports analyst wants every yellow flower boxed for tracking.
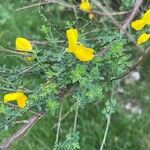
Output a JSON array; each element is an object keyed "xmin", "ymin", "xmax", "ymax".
[
  {"xmin": 131, "ymin": 9, "xmax": 150, "ymax": 31},
  {"xmin": 15, "ymin": 37, "xmax": 33, "ymax": 61},
  {"xmin": 66, "ymin": 28, "xmax": 95, "ymax": 62},
  {"xmin": 4, "ymin": 92, "xmax": 28, "ymax": 108},
  {"xmin": 79, "ymin": 0, "xmax": 93, "ymax": 12},
  {"xmin": 74, "ymin": 44, "xmax": 94, "ymax": 62},
  {"xmin": 137, "ymin": 33, "xmax": 150, "ymax": 45},
  {"xmin": 131, "ymin": 9, "xmax": 150, "ymax": 45},
  {"xmin": 16, "ymin": 37, "xmax": 32, "ymax": 52},
  {"xmin": 79, "ymin": 0, "xmax": 95, "ymax": 20},
  {"xmin": 131, "ymin": 19, "xmax": 145, "ymax": 31},
  {"xmin": 66, "ymin": 28, "xmax": 78, "ymax": 52},
  {"xmin": 143, "ymin": 9, "xmax": 150, "ymax": 25}
]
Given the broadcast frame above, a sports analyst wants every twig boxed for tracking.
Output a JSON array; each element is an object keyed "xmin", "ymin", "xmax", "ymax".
[
  {"xmin": 0, "ymin": 87, "xmax": 33, "ymax": 94},
  {"xmin": 121, "ymin": 0, "xmax": 143, "ymax": 32},
  {"xmin": 0, "ymin": 113, "xmax": 44, "ymax": 150},
  {"xmin": 73, "ymin": 104, "xmax": 79, "ymax": 132},
  {"xmin": 0, "ymin": 102, "xmax": 42, "ymax": 116},
  {"xmin": 16, "ymin": 0, "xmax": 131, "ymax": 17},
  {"xmin": 99, "ymin": 115, "xmax": 111, "ymax": 150},
  {"xmin": 31, "ymin": 40, "xmax": 64, "ymax": 45},
  {"xmin": 91, "ymin": 0, "xmax": 144, "ymax": 52},
  {"xmin": 16, "ymin": 0, "xmax": 54, "ymax": 12},
  {"xmin": 55, "ymin": 102, "xmax": 63, "ymax": 146},
  {"xmin": 90, "ymin": 0, "xmax": 149, "ymax": 82},
  {"xmin": 51, "ymin": 102, "xmax": 77, "ymax": 130},
  {"xmin": 93, "ymin": 10, "xmax": 131, "ymax": 16},
  {"xmin": 0, "ymin": 82, "xmax": 74, "ymax": 149},
  {"xmin": 111, "ymin": 46, "xmax": 150, "ymax": 81},
  {"xmin": 0, "ymin": 47, "xmax": 25, "ymax": 56}
]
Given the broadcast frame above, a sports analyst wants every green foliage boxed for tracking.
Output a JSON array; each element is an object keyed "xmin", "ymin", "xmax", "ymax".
[
  {"xmin": 0, "ymin": 0, "xmax": 150, "ymax": 150},
  {"xmin": 102, "ymin": 99, "xmax": 117, "ymax": 116},
  {"xmin": 54, "ymin": 129, "xmax": 80, "ymax": 150}
]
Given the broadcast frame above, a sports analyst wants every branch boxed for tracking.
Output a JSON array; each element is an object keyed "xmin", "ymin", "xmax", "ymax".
[
  {"xmin": 16, "ymin": 0, "xmax": 55, "ymax": 12},
  {"xmin": 99, "ymin": 115, "xmax": 111, "ymax": 150},
  {"xmin": 91, "ymin": 0, "xmax": 144, "ymax": 53},
  {"xmin": 0, "ymin": 82, "xmax": 75, "ymax": 149},
  {"xmin": 111, "ymin": 46, "xmax": 150, "ymax": 81},
  {"xmin": 0, "ymin": 113, "xmax": 44, "ymax": 150},
  {"xmin": 16, "ymin": 0, "xmax": 131, "ymax": 18},
  {"xmin": 121, "ymin": 0, "xmax": 143, "ymax": 32}
]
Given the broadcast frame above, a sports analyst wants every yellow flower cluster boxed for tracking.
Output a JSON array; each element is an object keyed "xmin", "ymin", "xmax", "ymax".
[
  {"xmin": 79, "ymin": 0, "xmax": 95, "ymax": 20},
  {"xmin": 131, "ymin": 9, "xmax": 150, "ymax": 45},
  {"xmin": 4, "ymin": 92, "xmax": 28, "ymax": 108},
  {"xmin": 66, "ymin": 28, "xmax": 95, "ymax": 62},
  {"xmin": 3, "ymin": 3, "xmax": 97, "ymax": 108}
]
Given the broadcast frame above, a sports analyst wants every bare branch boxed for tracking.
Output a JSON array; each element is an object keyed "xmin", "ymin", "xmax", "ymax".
[
  {"xmin": 0, "ymin": 113, "xmax": 44, "ymax": 150},
  {"xmin": 121, "ymin": 0, "xmax": 143, "ymax": 32}
]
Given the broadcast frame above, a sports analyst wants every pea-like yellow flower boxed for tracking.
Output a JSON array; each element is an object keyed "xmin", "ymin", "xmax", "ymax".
[
  {"xmin": 66, "ymin": 28, "xmax": 95, "ymax": 62},
  {"xmin": 79, "ymin": 0, "xmax": 95, "ymax": 20},
  {"xmin": 15, "ymin": 37, "xmax": 33, "ymax": 61},
  {"xmin": 74, "ymin": 44, "xmax": 94, "ymax": 62},
  {"xmin": 4, "ymin": 92, "xmax": 28, "ymax": 108},
  {"xmin": 66, "ymin": 28, "xmax": 78, "ymax": 52},
  {"xmin": 16, "ymin": 37, "xmax": 32, "ymax": 52},
  {"xmin": 143, "ymin": 9, "xmax": 150, "ymax": 25},
  {"xmin": 131, "ymin": 9, "xmax": 150, "ymax": 30},
  {"xmin": 131, "ymin": 19, "xmax": 145, "ymax": 31},
  {"xmin": 131, "ymin": 9, "xmax": 150, "ymax": 45},
  {"xmin": 79, "ymin": 0, "xmax": 93, "ymax": 12},
  {"xmin": 137, "ymin": 33, "xmax": 150, "ymax": 45}
]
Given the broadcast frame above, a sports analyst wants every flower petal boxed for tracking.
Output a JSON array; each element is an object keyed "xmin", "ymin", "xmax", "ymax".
[
  {"xmin": 4, "ymin": 92, "xmax": 28, "ymax": 108},
  {"xmin": 66, "ymin": 28, "xmax": 78, "ymax": 52},
  {"xmin": 73, "ymin": 44, "xmax": 94, "ymax": 62},
  {"xmin": 137, "ymin": 33, "xmax": 150, "ymax": 45},
  {"xmin": 131, "ymin": 19, "xmax": 145, "ymax": 30},
  {"xmin": 4, "ymin": 92, "xmax": 23, "ymax": 102},
  {"xmin": 142, "ymin": 9, "xmax": 150, "ymax": 25},
  {"xmin": 79, "ymin": 0, "xmax": 93, "ymax": 12},
  {"xmin": 17, "ymin": 94, "xmax": 28, "ymax": 108},
  {"xmin": 16, "ymin": 37, "xmax": 32, "ymax": 52}
]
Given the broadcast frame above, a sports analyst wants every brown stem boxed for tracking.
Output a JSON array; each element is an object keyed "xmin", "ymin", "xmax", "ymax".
[
  {"xmin": 0, "ymin": 113, "xmax": 44, "ymax": 150},
  {"xmin": 0, "ymin": 82, "xmax": 74, "ymax": 149},
  {"xmin": 121, "ymin": 0, "xmax": 143, "ymax": 32}
]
